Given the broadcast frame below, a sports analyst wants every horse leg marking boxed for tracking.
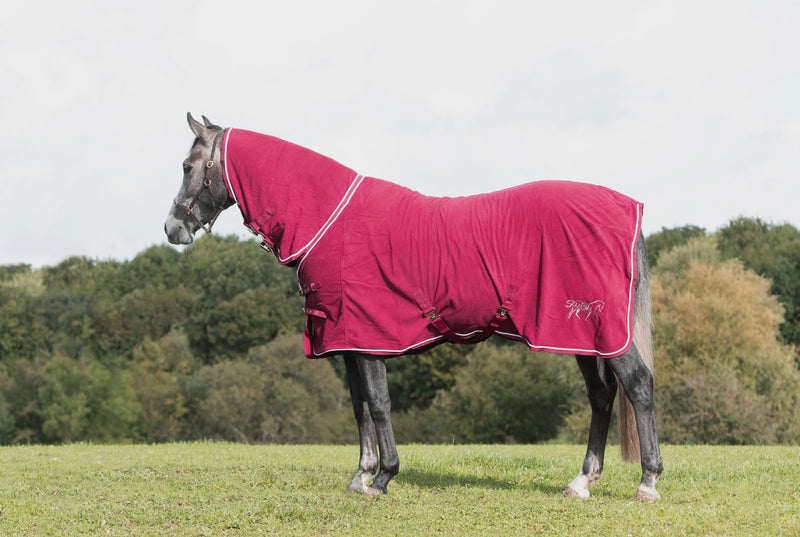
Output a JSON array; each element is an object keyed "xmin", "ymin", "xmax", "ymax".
[
  {"xmin": 634, "ymin": 484, "xmax": 661, "ymax": 503},
  {"xmin": 563, "ymin": 450, "xmax": 603, "ymax": 499},
  {"xmin": 563, "ymin": 469, "xmax": 603, "ymax": 499}
]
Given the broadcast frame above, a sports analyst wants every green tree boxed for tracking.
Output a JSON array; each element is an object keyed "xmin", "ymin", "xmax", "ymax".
[
  {"xmin": 0, "ymin": 363, "xmax": 17, "ymax": 444},
  {"xmin": 179, "ymin": 235, "xmax": 303, "ymax": 361},
  {"xmin": 181, "ymin": 334, "xmax": 351, "ymax": 444},
  {"xmin": 40, "ymin": 257, "xmax": 124, "ymax": 355},
  {"xmin": 129, "ymin": 330, "xmax": 198, "ymax": 442},
  {"xmin": 89, "ymin": 283, "xmax": 192, "ymax": 356},
  {"xmin": 198, "ymin": 285, "xmax": 301, "ymax": 362},
  {"xmin": 0, "ymin": 264, "xmax": 32, "ymax": 282},
  {"xmin": 656, "ymin": 370, "xmax": 776, "ymax": 444},
  {"xmin": 0, "ymin": 237, "xmax": 314, "ymax": 444},
  {"xmin": 429, "ymin": 342, "xmax": 577, "ymax": 443},
  {"xmin": 717, "ymin": 217, "xmax": 800, "ymax": 349},
  {"xmin": 121, "ymin": 245, "xmax": 183, "ymax": 291},
  {"xmin": 37, "ymin": 353, "xmax": 140, "ymax": 443},
  {"xmin": 1, "ymin": 356, "xmax": 48, "ymax": 444},
  {"xmin": 38, "ymin": 354, "xmax": 89, "ymax": 442},
  {"xmin": 386, "ymin": 344, "xmax": 471, "ymax": 411},
  {"xmin": 646, "ymin": 225, "xmax": 706, "ymax": 265},
  {"xmin": 652, "ymin": 236, "xmax": 800, "ymax": 443},
  {"xmin": 0, "ymin": 275, "xmax": 52, "ymax": 362},
  {"xmin": 179, "ymin": 235, "xmax": 298, "ymax": 306}
]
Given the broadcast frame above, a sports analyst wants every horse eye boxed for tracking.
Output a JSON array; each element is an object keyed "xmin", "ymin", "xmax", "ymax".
[{"xmin": 183, "ymin": 162, "xmax": 192, "ymax": 173}]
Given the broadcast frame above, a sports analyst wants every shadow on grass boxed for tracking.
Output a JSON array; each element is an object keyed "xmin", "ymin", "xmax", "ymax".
[{"xmin": 394, "ymin": 468, "xmax": 565, "ymax": 496}]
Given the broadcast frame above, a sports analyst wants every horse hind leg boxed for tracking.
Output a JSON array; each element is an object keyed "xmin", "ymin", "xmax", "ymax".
[
  {"xmin": 566, "ymin": 233, "xmax": 662, "ymax": 501},
  {"xmin": 614, "ymin": 232, "xmax": 663, "ymax": 501},
  {"xmin": 618, "ymin": 232, "xmax": 655, "ymax": 464},
  {"xmin": 608, "ymin": 345, "xmax": 663, "ymax": 502},
  {"xmin": 564, "ymin": 355, "xmax": 617, "ymax": 499}
]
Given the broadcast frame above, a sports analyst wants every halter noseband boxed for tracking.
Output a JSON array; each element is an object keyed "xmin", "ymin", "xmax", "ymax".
[{"xmin": 173, "ymin": 131, "xmax": 226, "ymax": 235}]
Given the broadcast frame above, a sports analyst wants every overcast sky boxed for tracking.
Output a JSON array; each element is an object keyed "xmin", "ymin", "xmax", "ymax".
[{"xmin": 2, "ymin": 1, "xmax": 798, "ymax": 267}]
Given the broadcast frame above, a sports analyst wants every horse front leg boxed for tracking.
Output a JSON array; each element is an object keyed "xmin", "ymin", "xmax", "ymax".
[
  {"xmin": 564, "ymin": 355, "xmax": 618, "ymax": 499},
  {"xmin": 344, "ymin": 353, "xmax": 379, "ymax": 493},
  {"xmin": 608, "ymin": 346, "xmax": 663, "ymax": 502},
  {"xmin": 343, "ymin": 352, "xmax": 399, "ymax": 495}
]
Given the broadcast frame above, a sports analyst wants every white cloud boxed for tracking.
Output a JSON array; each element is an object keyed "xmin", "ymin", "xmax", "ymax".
[{"xmin": 1, "ymin": 0, "xmax": 798, "ymax": 266}]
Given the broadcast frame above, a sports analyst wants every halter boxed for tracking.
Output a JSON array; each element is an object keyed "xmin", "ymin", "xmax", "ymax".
[{"xmin": 173, "ymin": 131, "xmax": 226, "ymax": 234}]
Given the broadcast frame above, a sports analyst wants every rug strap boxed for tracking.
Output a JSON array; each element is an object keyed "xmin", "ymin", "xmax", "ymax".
[
  {"xmin": 487, "ymin": 284, "xmax": 520, "ymax": 331},
  {"xmin": 412, "ymin": 285, "xmax": 519, "ymax": 344},
  {"xmin": 411, "ymin": 289, "xmax": 461, "ymax": 343},
  {"xmin": 299, "ymin": 281, "xmax": 321, "ymax": 296}
]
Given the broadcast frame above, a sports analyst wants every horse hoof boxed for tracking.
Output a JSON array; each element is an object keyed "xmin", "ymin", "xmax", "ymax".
[
  {"xmin": 562, "ymin": 486, "xmax": 590, "ymax": 499},
  {"xmin": 633, "ymin": 485, "xmax": 660, "ymax": 502},
  {"xmin": 345, "ymin": 484, "xmax": 363, "ymax": 494},
  {"xmin": 364, "ymin": 487, "xmax": 384, "ymax": 497}
]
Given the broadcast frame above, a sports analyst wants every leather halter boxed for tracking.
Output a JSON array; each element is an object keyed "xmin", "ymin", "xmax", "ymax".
[{"xmin": 173, "ymin": 131, "xmax": 226, "ymax": 234}]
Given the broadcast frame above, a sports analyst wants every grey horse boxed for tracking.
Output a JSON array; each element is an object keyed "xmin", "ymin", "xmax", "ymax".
[{"xmin": 165, "ymin": 113, "xmax": 663, "ymax": 501}]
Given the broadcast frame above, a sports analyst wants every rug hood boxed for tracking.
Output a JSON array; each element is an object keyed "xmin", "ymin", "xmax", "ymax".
[{"xmin": 221, "ymin": 128, "xmax": 363, "ymax": 265}]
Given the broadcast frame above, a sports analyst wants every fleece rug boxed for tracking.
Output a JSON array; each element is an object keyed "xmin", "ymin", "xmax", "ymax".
[{"xmin": 221, "ymin": 128, "xmax": 643, "ymax": 358}]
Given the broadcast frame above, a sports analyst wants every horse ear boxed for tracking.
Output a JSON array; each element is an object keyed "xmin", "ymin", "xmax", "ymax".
[
  {"xmin": 187, "ymin": 112, "xmax": 206, "ymax": 139},
  {"xmin": 202, "ymin": 115, "xmax": 223, "ymax": 131}
]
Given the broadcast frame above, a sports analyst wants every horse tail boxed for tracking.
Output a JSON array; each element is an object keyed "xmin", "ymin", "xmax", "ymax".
[{"xmin": 619, "ymin": 234, "xmax": 653, "ymax": 463}]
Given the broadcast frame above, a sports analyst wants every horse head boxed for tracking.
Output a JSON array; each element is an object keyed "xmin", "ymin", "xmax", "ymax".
[{"xmin": 165, "ymin": 113, "xmax": 233, "ymax": 245}]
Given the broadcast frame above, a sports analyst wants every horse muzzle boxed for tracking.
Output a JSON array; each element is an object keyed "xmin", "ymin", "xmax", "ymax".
[{"xmin": 164, "ymin": 215, "xmax": 195, "ymax": 245}]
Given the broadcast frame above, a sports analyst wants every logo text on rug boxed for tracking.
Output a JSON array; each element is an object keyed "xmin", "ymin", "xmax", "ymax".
[{"xmin": 565, "ymin": 299, "xmax": 605, "ymax": 321}]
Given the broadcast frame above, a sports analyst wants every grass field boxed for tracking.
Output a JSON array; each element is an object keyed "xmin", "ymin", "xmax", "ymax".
[{"xmin": 1, "ymin": 443, "xmax": 798, "ymax": 536}]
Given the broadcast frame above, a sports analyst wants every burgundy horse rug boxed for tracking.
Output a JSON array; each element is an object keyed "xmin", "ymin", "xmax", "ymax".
[{"xmin": 221, "ymin": 129, "xmax": 643, "ymax": 358}]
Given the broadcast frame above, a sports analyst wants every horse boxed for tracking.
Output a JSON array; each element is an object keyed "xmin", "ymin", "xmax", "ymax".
[{"xmin": 165, "ymin": 113, "xmax": 663, "ymax": 502}]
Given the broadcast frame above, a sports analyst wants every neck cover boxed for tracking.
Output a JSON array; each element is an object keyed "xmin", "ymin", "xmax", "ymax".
[
  {"xmin": 222, "ymin": 128, "xmax": 643, "ymax": 359},
  {"xmin": 222, "ymin": 128, "xmax": 363, "ymax": 265}
]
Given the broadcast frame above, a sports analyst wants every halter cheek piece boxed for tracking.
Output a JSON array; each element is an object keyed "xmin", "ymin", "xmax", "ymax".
[{"xmin": 173, "ymin": 131, "xmax": 225, "ymax": 235}]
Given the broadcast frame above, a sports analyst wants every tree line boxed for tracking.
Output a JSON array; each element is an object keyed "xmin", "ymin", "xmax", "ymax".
[{"xmin": 1, "ymin": 216, "xmax": 799, "ymax": 445}]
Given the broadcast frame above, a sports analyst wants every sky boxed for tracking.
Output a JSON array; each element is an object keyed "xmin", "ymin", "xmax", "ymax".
[{"xmin": 2, "ymin": 0, "xmax": 798, "ymax": 267}]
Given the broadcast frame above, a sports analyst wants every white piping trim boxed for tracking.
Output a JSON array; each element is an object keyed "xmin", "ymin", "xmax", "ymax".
[
  {"xmin": 312, "ymin": 335, "xmax": 444, "ymax": 357},
  {"xmin": 291, "ymin": 173, "xmax": 364, "ymax": 266}
]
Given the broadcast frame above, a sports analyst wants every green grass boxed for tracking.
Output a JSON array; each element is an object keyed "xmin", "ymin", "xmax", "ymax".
[{"xmin": 1, "ymin": 443, "xmax": 798, "ymax": 536}]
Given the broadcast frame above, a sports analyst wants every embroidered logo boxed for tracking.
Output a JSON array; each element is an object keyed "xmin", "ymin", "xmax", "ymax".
[{"xmin": 566, "ymin": 299, "xmax": 605, "ymax": 320}]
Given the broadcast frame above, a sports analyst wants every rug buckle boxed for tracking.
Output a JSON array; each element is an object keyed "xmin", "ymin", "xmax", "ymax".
[{"xmin": 424, "ymin": 308, "xmax": 440, "ymax": 321}]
